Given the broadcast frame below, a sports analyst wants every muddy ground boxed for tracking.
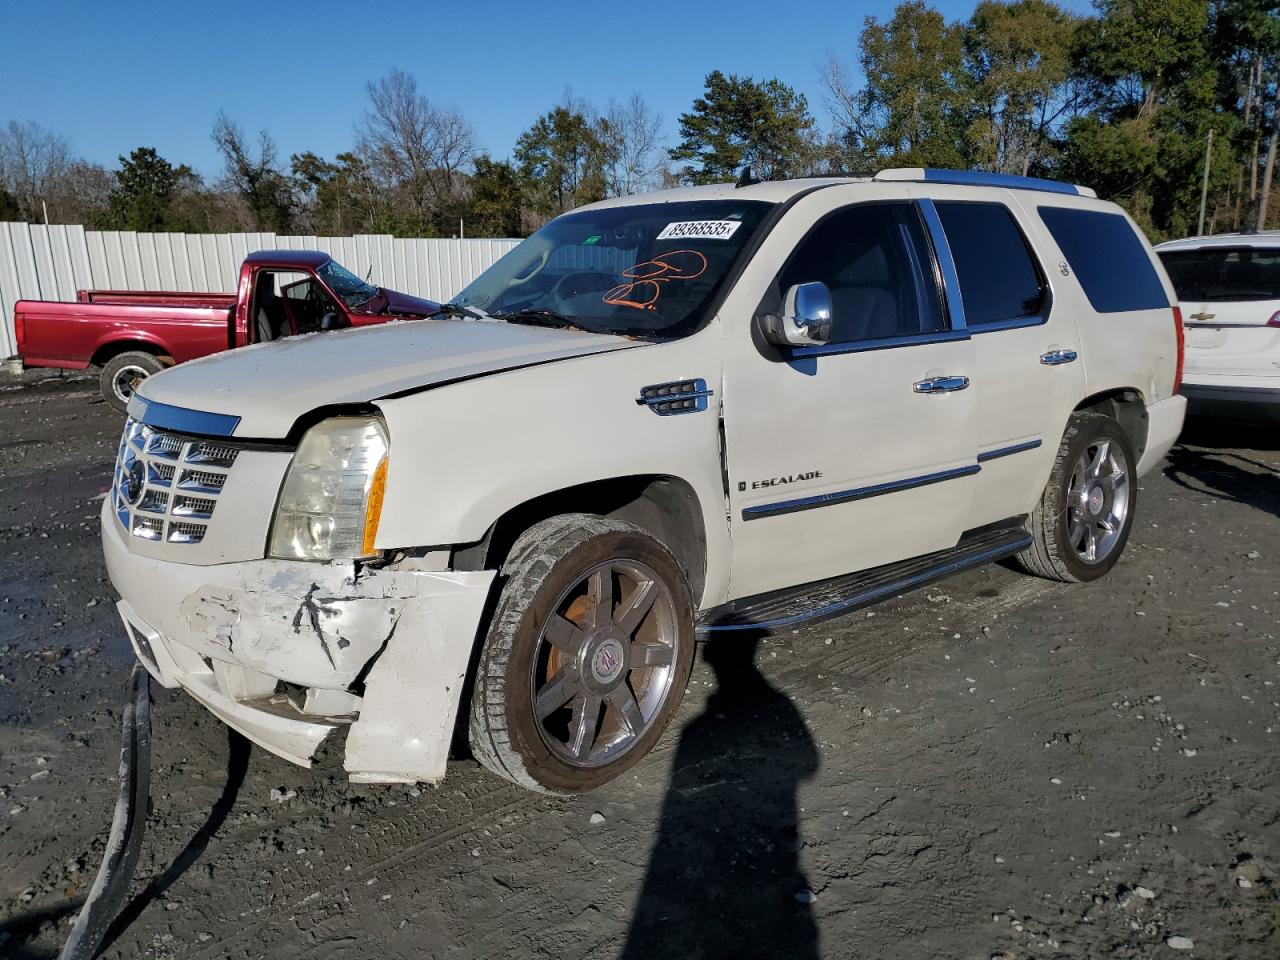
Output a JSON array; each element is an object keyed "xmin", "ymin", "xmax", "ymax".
[{"xmin": 0, "ymin": 373, "xmax": 1277, "ymax": 959}]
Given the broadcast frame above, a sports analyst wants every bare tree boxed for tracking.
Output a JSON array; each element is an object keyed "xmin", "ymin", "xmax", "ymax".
[
  {"xmin": 818, "ymin": 55, "xmax": 869, "ymax": 157},
  {"xmin": 0, "ymin": 120, "xmax": 72, "ymax": 221},
  {"xmin": 357, "ymin": 68, "xmax": 477, "ymax": 232},
  {"xmin": 211, "ymin": 112, "xmax": 294, "ymax": 231},
  {"xmin": 600, "ymin": 94, "xmax": 665, "ymax": 195},
  {"xmin": 49, "ymin": 161, "xmax": 113, "ymax": 223}
]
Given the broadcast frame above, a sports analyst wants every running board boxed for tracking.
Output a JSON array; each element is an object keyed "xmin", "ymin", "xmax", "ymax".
[{"xmin": 698, "ymin": 526, "xmax": 1032, "ymax": 634}]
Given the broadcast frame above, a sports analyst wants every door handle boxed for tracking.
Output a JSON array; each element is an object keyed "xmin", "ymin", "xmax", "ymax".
[
  {"xmin": 1040, "ymin": 349, "xmax": 1078, "ymax": 366},
  {"xmin": 913, "ymin": 375, "xmax": 970, "ymax": 394}
]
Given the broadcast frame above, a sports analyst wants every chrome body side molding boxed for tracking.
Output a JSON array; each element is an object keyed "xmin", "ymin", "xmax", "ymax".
[
  {"xmin": 742, "ymin": 463, "xmax": 980, "ymax": 521},
  {"xmin": 976, "ymin": 438, "xmax": 1043, "ymax": 462}
]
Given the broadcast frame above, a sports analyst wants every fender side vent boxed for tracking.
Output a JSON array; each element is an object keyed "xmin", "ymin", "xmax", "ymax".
[{"xmin": 637, "ymin": 378, "xmax": 713, "ymax": 416}]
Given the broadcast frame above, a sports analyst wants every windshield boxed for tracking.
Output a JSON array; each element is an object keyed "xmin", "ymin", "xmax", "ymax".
[
  {"xmin": 1159, "ymin": 247, "xmax": 1280, "ymax": 303},
  {"xmin": 451, "ymin": 199, "xmax": 773, "ymax": 337},
  {"xmin": 318, "ymin": 258, "xmax": 379, "ymax": 308}
]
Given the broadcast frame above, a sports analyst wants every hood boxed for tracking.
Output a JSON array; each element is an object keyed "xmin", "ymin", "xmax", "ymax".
[
  {"xmin": 136, "ymin": 318, "xmax": 641, "ymax": 439},
  {"xmin": 361, "ymin": 288, "xmax": 439, "ymax": 318}
]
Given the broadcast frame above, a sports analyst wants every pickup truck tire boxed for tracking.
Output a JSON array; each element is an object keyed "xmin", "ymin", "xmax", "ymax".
[
  {"xmin": 101, "ymin": 352, "xmax": 164, "ymax": 414},
  {"xmin": 469, "ymin": 514, "xmax": 695, "ymax": 794},
  {"xmin": 1016, "ymin": 413, "xmax": 1138, "ymax": 583}
]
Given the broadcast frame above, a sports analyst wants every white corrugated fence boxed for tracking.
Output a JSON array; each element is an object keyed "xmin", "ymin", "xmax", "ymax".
[{"xmin": 0, "ymin": 223, "xmax": 521, "ymax": 357}]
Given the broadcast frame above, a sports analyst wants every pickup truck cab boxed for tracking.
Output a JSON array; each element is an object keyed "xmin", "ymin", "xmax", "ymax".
[
  {"xmin": 102, "ymin": 170, "xmax": 1186, "ymax": 794},
  {"xmin": 14, "ymin": 250, "xmax": 438, "ymax": 412}
]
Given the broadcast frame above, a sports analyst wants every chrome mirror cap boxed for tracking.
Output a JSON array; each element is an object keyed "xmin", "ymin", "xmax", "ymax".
[{"xmin": 773, "ymin": 282, "xmax": 833, "ymax": 346}]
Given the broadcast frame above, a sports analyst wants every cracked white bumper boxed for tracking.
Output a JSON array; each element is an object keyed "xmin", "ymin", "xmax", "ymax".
[{"xmin": 102, "ymin": 501, "xmax": 495, "ymax": 784}]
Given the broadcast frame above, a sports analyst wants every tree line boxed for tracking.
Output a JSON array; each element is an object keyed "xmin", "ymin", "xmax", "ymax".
[{"xmin": 2, "ymin": 0, "xmax": 1277, "ymax": 242}]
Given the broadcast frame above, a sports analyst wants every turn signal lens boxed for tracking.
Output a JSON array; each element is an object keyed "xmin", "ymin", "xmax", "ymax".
[{"xmin": 361, "ymin": 457, "xmax": 389, "ymax": 556}]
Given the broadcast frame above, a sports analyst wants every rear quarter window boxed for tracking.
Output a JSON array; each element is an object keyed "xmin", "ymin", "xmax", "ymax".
[{"xmin": 1037, "ymin": 207, "xmax": 1169, "ymax": 313}]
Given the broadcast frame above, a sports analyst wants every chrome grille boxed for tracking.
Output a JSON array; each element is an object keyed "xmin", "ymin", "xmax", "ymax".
[{"xmin": 113, "ymin": 419, "xmax": 240, "ymax": 546}]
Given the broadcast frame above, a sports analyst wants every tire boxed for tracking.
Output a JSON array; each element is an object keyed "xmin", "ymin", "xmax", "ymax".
[
  {"xmin": 469, "ymin": 513, "xmax": 696, "ymax": 794},
  {"xmin": 1015, "ymin": 412, "xmax": 1138, "ymax": 583},
  {"xmin": 101, "ymin": 352, "xmax": 164, "ymax": 414}
]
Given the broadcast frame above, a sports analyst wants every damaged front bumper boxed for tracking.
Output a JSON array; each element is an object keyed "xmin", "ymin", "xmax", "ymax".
[{"xmin": 102, "ymin": 502, "xmax": 494, "ymax": 784}]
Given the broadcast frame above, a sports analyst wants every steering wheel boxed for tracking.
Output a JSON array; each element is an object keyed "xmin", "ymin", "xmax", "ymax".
[{"xmin": 549, "ymin": 271, "xmax": 617, "ymax": 314}]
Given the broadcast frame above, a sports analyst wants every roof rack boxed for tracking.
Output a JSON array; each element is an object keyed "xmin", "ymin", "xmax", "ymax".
[{"xmin": 874, "ymin": 168, "xmax": 1097, "ymax": 199}]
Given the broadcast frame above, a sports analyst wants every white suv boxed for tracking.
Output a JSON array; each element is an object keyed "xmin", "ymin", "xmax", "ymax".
[
  {"xmin": 102, "ymin": 169, "xmax": 1186, "ymax": 794},
  {"xmin": 1156, "ymin": 232, "xmax": 1280, "ymax": 419}
]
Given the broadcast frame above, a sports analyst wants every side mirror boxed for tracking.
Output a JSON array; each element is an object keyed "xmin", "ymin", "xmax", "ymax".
[{"xmin": 765, "ymin": 282, "xmax": 832, "ymax": 347}]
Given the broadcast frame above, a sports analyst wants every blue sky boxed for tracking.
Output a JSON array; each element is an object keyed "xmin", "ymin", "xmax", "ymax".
[{"xmin": 1, "ymin": 0, "xmax": 1096, "ymax": 178}]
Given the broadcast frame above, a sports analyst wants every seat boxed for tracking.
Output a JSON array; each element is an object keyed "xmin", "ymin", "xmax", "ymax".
[{"xmin": 254, "ymin": 286, "xmax": 287, "ymax": 342}]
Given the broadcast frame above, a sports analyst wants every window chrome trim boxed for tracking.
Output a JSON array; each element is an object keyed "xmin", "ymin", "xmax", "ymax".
[
  {"xmin": 917, "ymin": 199, "xmax": 967, "ymax": 332},
  {"xmin": 742, "ymin": 463, "xmax": 980, "ymax": 521},
  {"xmin": 127, "ymin": 396, "xmax": 241, "ymax": 437},
  {"xmin": 788, "ymin": 327, "xmax": 969, "ymax": 359},
  {"xmin": 969, "ymin": 315, "xmax": 1050, "ymax": 333},
  {"xmin": 976, "ymin": 438, "xmax": 1042, "ymax": 463}
]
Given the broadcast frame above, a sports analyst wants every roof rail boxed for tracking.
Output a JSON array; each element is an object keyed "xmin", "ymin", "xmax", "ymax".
[{"xmin": 874, "ymin": 167, "xmax": 1097, "ymax": 199}]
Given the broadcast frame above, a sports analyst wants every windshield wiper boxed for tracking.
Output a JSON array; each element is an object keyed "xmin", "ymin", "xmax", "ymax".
[
  {"xmin": 500, "ymin": 308, "xmax": 598, "ymax": 331},
  {"xmin": 435, "ymin": 302, "xmax": 491, "ymax": 320}
]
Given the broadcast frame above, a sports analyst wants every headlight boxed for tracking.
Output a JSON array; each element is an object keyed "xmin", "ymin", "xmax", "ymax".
[{"xmin": 269, "ymin": 416, "xmax": 389, "ymax": 560}]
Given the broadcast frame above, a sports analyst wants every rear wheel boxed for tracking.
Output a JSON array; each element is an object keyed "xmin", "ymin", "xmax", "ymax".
[
  {"xmin": 1015, "ymin": 412, "xmax": 1138, "ymax": 583},
  {"xmin": 100, "ymin": 352, "xmax": 164, "ymax": 414},
  {"xmin": 469, "ymin": 514, "xmax": 696, "ymax": 794}
]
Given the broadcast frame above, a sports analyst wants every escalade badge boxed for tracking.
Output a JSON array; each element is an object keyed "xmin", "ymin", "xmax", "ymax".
[{"xmin": 738, "ymin": 470, "xmax": 822, "ymax": 492}]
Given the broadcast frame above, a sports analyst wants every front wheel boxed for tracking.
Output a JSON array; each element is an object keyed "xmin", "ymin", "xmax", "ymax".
[
  {"xmin": 1015, "ymin": 412, "xmax": 1138, "ymax": 583},
  {"xmin": 100, "ymin": 352, "xmax": 164, "ymax": 414},
  {"xmin": 469, "ymin": 514, "xmax": 696, "ymax": 794}
]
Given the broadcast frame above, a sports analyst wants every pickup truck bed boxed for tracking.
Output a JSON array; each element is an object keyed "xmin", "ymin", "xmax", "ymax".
[{"xmin": 17, "ymin": 295, "xmax": 235, "ymax": 369}]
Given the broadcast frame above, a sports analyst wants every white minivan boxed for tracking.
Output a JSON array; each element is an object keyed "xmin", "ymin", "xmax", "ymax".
[{"xmin": 1156, "ymin": 233, "xmax": 1280, "ymax": 419}]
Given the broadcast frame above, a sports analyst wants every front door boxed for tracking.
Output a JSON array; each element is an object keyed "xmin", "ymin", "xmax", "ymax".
[{"xmin": 720, "ymin": 190, "xmax": 979, "ymax": 601}]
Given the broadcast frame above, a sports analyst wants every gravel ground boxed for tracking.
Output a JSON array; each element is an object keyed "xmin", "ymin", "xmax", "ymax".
[{"xmin": 0, "ymin": 376, "xmax": 1277, "ymax": 959}]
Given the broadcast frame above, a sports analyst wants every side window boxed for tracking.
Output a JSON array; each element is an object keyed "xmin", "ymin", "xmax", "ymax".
[
  {"xmin": 1038, "ymin": 206, "xmax": 1169, "ymax": 313},
  {"xmin": 776, "ymin": 202, "xmax": 946, "ymax": 344},
  {"xmin": 935, "ymin": 201, "xmax": 1046, "ymax": 327}
]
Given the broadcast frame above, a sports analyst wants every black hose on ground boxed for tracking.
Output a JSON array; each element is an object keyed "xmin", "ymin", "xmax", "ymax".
[{"xmin": 59, "ymin": 662, "xmax": 151, "ymax": 960}]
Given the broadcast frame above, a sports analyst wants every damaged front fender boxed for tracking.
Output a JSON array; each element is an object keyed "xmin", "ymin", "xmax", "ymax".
[
  {"xmin": 105, "ymin": 495, "xmax": 497, "ymax": 784},
  {"xmin": 178, "ymin": 563, "xmax": 496, "ymax": 783}
]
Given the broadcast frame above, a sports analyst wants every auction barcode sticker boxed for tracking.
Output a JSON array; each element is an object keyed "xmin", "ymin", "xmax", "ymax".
[{"xmin": 656, "ymin": 220, "xmax": 742, "ymax": 241}]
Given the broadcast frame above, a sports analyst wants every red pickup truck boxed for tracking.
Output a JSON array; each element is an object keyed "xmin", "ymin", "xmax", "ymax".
[{"xmin": 14, "ymin": 250, "xmax": 439, "ymax": 412}]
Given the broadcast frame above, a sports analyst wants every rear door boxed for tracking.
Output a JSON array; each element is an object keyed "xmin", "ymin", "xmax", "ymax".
[
  {"xmin": 1158, "ymin": 244, "xmax": 1280, "ymax": 381},
  {"xmin": 924, "ymin": 191, "xmax": 1085, "ymax": 524}
]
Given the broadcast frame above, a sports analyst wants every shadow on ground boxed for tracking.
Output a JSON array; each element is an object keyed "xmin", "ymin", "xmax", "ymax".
[
  {"xmin": 1177, "ymin": 414, "xmax": 1280, "ymax": 453},
  {"xmin": 1164, "ymin": 444, "xmax": 1280, "ymax": 520},
  {"xmin": 621, "ymin": 634, "xmax": 821, "ymax": 960}
]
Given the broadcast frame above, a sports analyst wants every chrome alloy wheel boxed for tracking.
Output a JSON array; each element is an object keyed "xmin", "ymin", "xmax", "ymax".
[
  {"xmin": 112, "ymin": 364, "xmax": 150, "ymax": 404},
  {"xmin": 1066, "ymin": 437, "xmax": 1130, "ymax": 563},
  {"xmin": 530, "ymin": 559, "xmax": 680, "ymax": 768}
]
